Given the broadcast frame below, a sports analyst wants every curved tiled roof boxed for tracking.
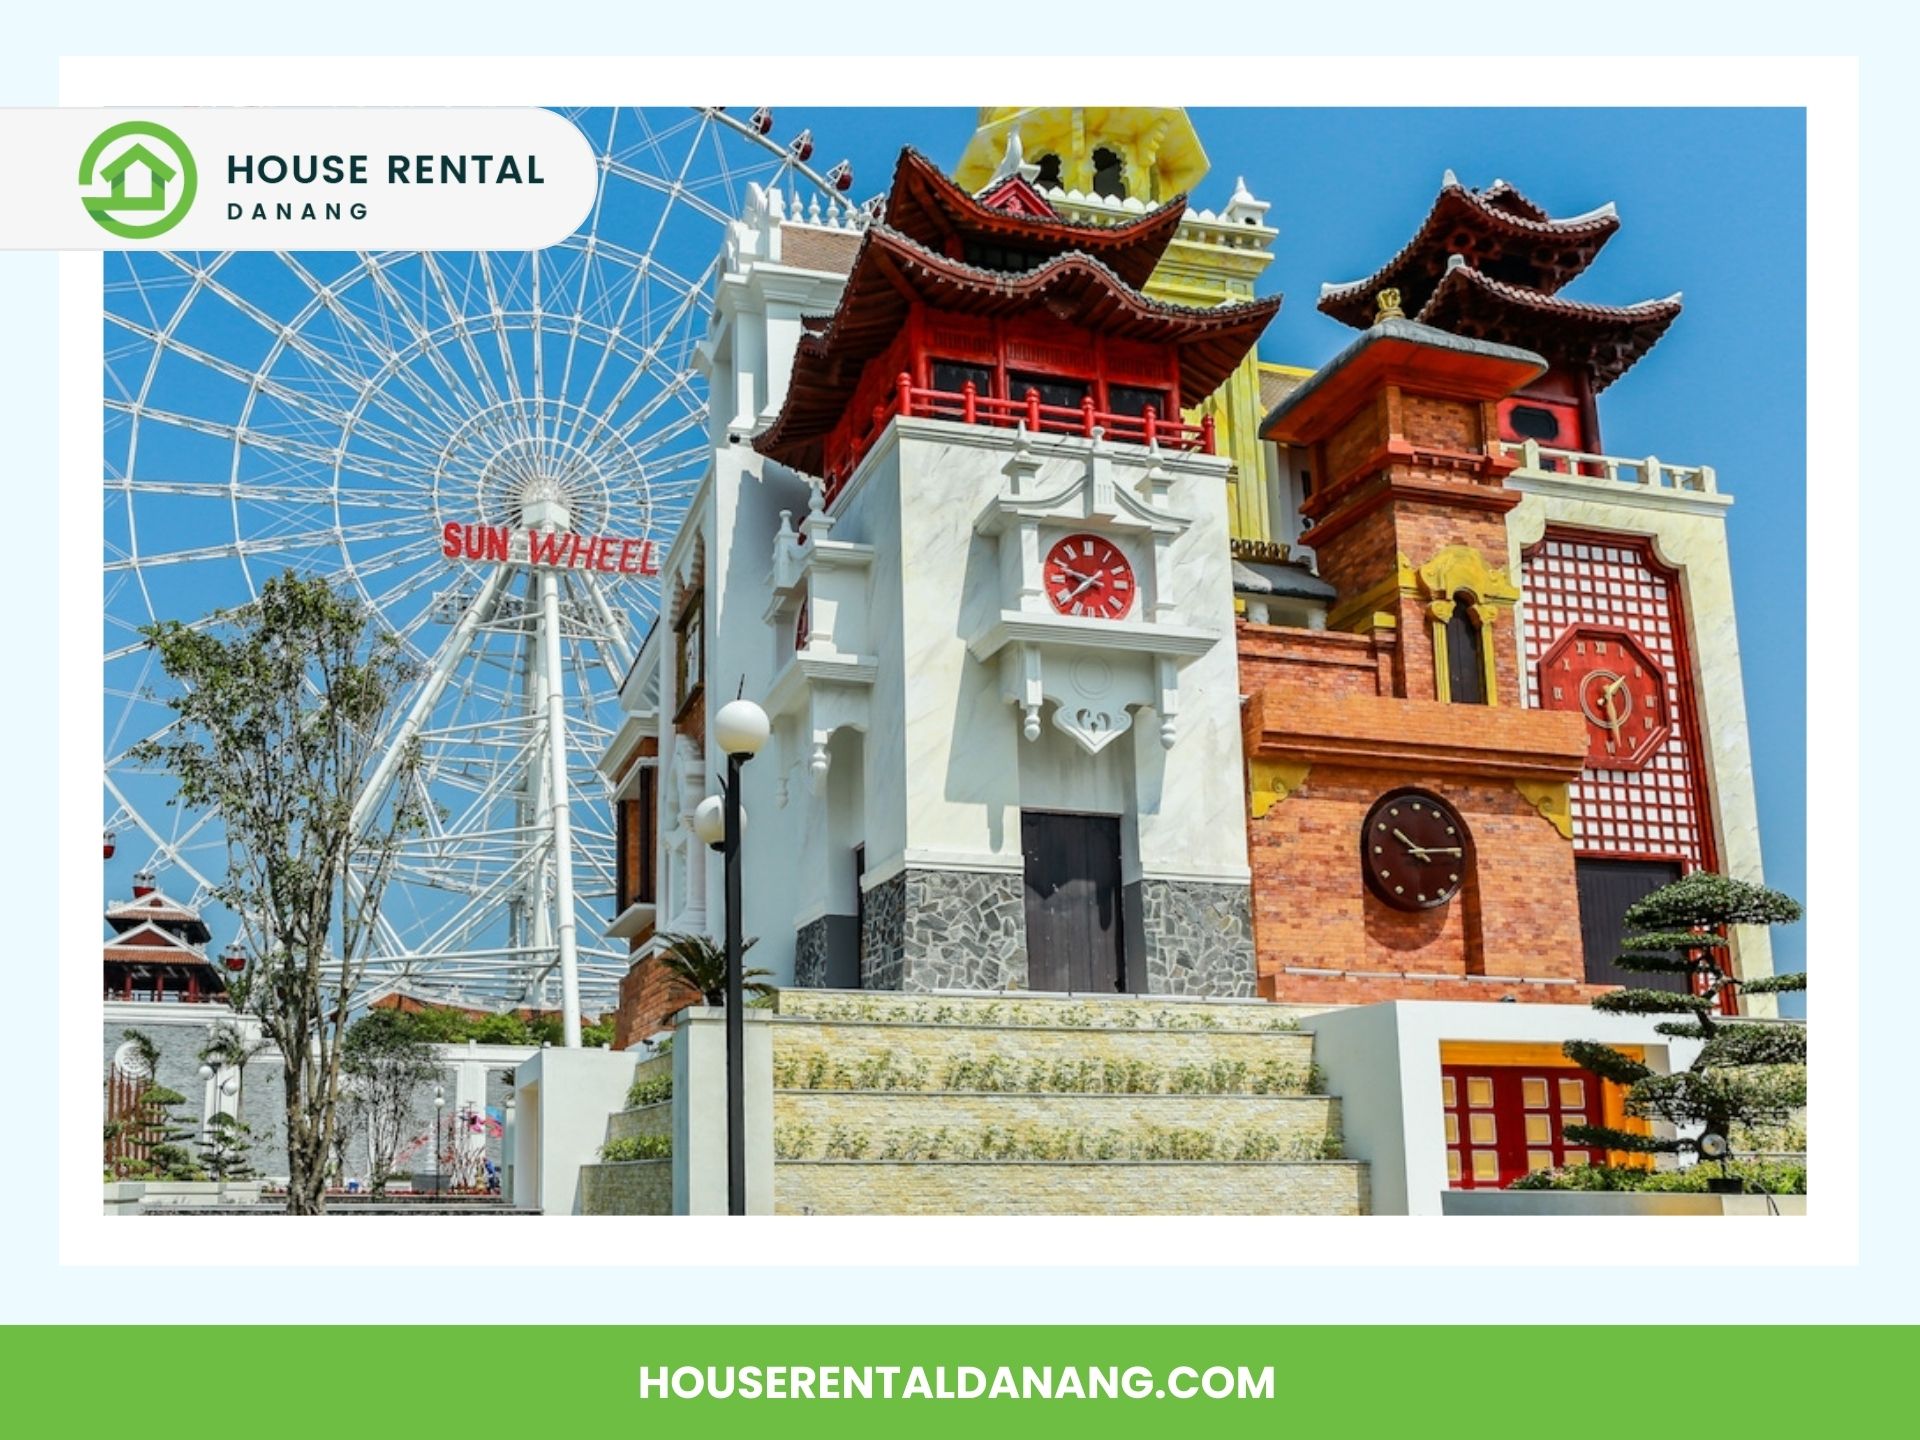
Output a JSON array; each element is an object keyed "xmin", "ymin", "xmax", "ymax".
[
  {"xmin": 882, "ymin": 147, "xmax": 1187, "ymax": 291},
  {"xmin": 1318, "ymin": 175, "xmax": 1620, "ymax": 327},
  {"xmin": 1415, "ymin": 262, "xmax": 1681, "ymax": 391}
]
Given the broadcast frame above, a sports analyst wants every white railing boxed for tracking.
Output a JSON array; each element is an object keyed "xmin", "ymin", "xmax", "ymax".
[{"xmin": 1500, "ymin": 439, "xmax": 1717, "ymax": 495}]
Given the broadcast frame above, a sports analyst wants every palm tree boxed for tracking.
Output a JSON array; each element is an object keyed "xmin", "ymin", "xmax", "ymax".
[{"xmin": 652, "ymin": 932, "xmax": 776, "ymax": 1007}]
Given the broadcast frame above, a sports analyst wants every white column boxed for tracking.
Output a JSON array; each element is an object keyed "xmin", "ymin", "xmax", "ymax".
[
  {"xmin": 540, "ymin": 568, "xmax": 583, "ymax": 1048},
  {"xmin": 671, "ymin": 1007, "xmax": 774, "ymax": 1215}
]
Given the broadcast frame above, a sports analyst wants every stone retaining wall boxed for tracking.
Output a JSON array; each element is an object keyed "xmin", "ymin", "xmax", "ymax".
[{"xmin": 776, "ymin": 1160, "xmax": 1368, "ymax": 1215}]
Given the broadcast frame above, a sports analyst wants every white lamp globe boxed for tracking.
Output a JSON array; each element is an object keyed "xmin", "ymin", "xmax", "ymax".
[
  {"xmin": 713, "ymin": 698, "xmax": 771, "ymax": 758},
  {"xmin": 693, "ymin": 794, "xmax": 727, "ymax": 848}
]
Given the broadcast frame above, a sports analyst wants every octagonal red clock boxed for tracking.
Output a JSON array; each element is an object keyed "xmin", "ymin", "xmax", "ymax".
[
  {"xmin": 1538, "ymin": 625, "xmax": 1671, "ymax": 769},
  {"xmin": 1044, "ymin": 533, "xmax": 1135, "ymax": 620}
]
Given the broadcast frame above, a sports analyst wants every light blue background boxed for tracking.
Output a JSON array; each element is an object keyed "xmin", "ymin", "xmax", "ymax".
[{"xmin": 2, "ymin": 4, "xmax": 1899, "ymax": 1325}]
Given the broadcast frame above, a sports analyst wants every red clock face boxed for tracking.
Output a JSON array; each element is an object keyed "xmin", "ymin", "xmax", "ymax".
[
  {"xmin": 1538, "ymin": 626, "xmax": 1671, "ymax": 769},
  {"xmin": 1044, "ymin": 534, "xmax": 1135, "ymax": 619}
]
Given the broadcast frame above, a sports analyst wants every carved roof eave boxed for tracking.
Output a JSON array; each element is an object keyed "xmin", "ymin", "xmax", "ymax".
[
  {"xmin": 1415, "ymin": 264, "xmax": 1683, "ymax": 391},
  {"xmin": 1317, "ymin": 179, "xmax": 1621, "ymax": 327},
  {"xmin": 883, "ymin": 148, "xmax": 1188, "ymax": 289}
]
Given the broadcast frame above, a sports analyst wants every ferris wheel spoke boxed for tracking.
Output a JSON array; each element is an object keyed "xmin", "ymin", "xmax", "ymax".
[
  {"xmin": 558, "ymin": 292, "xmax": 711, "ymax": 463},
  {"xmin": 274, "ymin": 252, "xmax": 482, "ymax": 440},
  {"xmin": 472, "ymin": 251, "xmax": 538, "ymax": 455},
  {"xmin": 154, "ymin": 254, "xmax": 458, "ymax": 445},
  {"xmin": 419, "ymin": 252, "xmax": 509, "ymax": 414},
  {"xmin": 104, "ymin": 398, "xmax": 423, "ymax": 484},
  {"xmin": 104, "ymin": 516, "xmax": 426, "ymax": 573},
  {"xmin": 108, "ymin": 477, "xmax": 431, "ymax": 511},
  {"xmin": 105, "ymin": 312, "xmax": 441, "ymax": 470},
  {"xmin": 352, "ymin": 251, "xmax": 501, "ymax": 435}
]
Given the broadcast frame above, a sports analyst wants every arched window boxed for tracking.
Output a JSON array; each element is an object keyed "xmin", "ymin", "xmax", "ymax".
[
  {"xmin": 1033, "ymin": 152, "xmax": 1063, "ymax": 190},
  {"xmin": 1445, "ymin": 592, "xmax": 1486, "ymax": 705},
  {"xmin": 1091, "ymin": 146, "xmax": 1127, "ymax": 200}
]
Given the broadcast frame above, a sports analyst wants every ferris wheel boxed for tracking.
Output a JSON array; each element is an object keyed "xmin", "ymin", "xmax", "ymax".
[{"xmin": 103, "ymin": 106, "xmax": 860, "ymax": 1034}]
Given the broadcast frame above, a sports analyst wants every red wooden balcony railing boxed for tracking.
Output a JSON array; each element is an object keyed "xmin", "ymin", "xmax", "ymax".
[
  {"xmin": 895, "ymin": 373, "xmax": 1213, "ymax": 452},
  {"xmin": 826, "ymin": 373, "xmax": 1215, "ymax": 505}
]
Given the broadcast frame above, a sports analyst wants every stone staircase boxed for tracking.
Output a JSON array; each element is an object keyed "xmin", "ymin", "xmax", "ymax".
[
  {"xmin": 578, "ymin": 1048, "xmax": 672, "ymax": 1216},
  {"xmin": 768, "ymin": 989, "xmax": 1368, "ymax": 1215}
]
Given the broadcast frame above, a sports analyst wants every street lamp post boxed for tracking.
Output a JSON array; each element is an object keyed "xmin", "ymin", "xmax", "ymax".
[
  {"xmin": 433, "ymin": 1084, "xmax": 446, "ymax": 1201},
  {"xmin": 197, "ymin": 1060, "xmax": 230, "ymax": 1204},
  {"xmin": 696, "ymin": 697, "xmax": 770, "ymax": 1216}
]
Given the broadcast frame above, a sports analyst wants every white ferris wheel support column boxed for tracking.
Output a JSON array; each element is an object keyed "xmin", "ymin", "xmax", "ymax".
[
  {"xmin": 349, "ymin": 563, "xmax": 513, "ymax": 837},
  {"xmin": 539, "ymin": 555, "xmax": 584, "ymax": 1050}
]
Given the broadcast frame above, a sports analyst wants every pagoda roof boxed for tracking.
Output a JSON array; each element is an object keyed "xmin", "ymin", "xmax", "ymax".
[
  {"xmin": 757, "ymin": 224, "xmax": 1280, "ymax": 477},
  {"xmin": 882, "ymin": 147, "xmax": 1186, "ymax": 291},
  {"xmin": 1414, "ymin": 262, "xmax": 1682, "ymax": 392},
  {"xmin": 102, "ymin": 918, "xmax": 215, "ymax": 968},
  {"xmin": 106, "ymin": 887, "xmax": 211, "ymax": 944},
  {"xmin": 1318, "ymin": 172, "xmax": 1621, "ymax": 328}
]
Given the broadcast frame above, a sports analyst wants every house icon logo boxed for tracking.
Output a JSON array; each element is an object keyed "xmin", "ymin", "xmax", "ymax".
[{"xmin": 78, "ymin": 121, "xmax": 198, "ymax": 239}]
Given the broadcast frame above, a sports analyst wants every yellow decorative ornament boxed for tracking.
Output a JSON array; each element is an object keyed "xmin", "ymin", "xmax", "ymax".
[
  {"xmin": 1515, "ymin": 780, "xmax": 1575, "ymax": 841},
  {"xmin": 1415, "ymin": 545, "xmax": 1521, "ymax": 607},
  {"xmin": 1249, "ymin": 760, "xmax": 1312, "ymax": 819}
]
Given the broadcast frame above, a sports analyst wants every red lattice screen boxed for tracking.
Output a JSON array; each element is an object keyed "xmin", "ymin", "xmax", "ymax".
[{"xmin": 1520, "ymin": 529, "xmax": 1713, "ymax": 870}]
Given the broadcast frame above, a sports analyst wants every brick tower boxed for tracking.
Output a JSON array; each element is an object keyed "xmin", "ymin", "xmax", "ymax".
[{"xmin": 1244, "ymin": 304, "xmax": 1595, "ymax": 1005}]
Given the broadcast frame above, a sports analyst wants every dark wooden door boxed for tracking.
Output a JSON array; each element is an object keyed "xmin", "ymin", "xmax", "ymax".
[
  {"xmin": 1021, "ymin": 811, "xmax": 1125, "ymax": 993},
  {"xmin": 1444, "ymin": 599, "xmax": 1486, "ymax": 704},
  {"xmin": 1576, "ymin": 858, "xmax": 1686, "ymax": 988}
]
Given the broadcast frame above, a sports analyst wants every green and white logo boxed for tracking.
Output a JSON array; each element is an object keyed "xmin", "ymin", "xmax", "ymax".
[{"xmin": 78, "ymin": 120, "xmax": 197, "ymax": 239}]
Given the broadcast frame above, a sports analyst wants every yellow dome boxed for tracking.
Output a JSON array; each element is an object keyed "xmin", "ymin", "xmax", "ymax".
[{"xmin": 954, "ymin": 107, "xmax": 1209, "ymax": 204}]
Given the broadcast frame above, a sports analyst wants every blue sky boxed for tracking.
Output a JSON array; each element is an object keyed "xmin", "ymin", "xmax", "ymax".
[{"xmin": 807, "ymin": 106, "xmax": 1808, "ymax": 994}]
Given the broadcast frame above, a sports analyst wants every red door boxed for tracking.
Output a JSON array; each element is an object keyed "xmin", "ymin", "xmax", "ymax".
[{"xmin": 1442, "ymin": 1064, "xmax": 1608, "ymax": 1189}]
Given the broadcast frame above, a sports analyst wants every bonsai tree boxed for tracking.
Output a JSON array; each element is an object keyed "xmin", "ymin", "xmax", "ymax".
[
  {"xmin": 1564, "ymin": 872, "xmax": 1806, "ymax": 1179},
  {"xmin": 106, "ymin": 1029, "xmax": 201, "ymax": 1181},
  {"xmin": 653, "ymin": 932, "xmax": 775, "ymax": 1007},
  {"xmin": 197, "ymin": 1111, "xmax": 256, "ymax": 1183}
]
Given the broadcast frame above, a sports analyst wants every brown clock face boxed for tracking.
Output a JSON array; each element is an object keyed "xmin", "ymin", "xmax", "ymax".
[
  {"xmin": 1537, "ymin": 626, "xmax": 1671, "ymax": 769},
  {"xmin": 1362, "ymin": 789, "xmax": 1469, "ymax": 911}
]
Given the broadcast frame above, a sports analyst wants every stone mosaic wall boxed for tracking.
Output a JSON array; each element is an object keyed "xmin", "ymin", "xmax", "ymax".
[
  {"xmin": 794, "ymin": 917, "xmax": 830, "ymax": 989},
  {"xmin": 1139, "ymin": 879, "xmax": 1257, "ymax": 998},
  {"xmin": 859, "ymin": 874, "xmax": 906, "ymax": 990},
  {"xmin": 901, "ymin": 869, "xmax": 1027, "ymax": 992}
]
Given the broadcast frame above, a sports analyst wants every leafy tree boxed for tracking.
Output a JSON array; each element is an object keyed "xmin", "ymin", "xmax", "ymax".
[
  {"xmin": 580, "ymin": 1016, "xmax": 615, "ymax": 1047},
  {"xmin": 1564, "ymin": 873, "xmax": 1806, "ymax": 1182},
  {"xmin": 133, "ymin": 574, "xmax": 428, "ymax": 1214},
  {"xmin": 652, "ymin": 932, "xmax": 775, "ymax": 1007},
  {"xmin": 342, "ymin": 1008, "xmax": 441, "ymax": 1197},
  {"xmin": 470, "ymin": 1012, "xmax": 532, "ymax": 1045}
]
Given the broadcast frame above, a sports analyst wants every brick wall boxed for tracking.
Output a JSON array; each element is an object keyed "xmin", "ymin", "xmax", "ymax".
[
  {"xmin": 612, "ymin": 955, "xmax": 701, "ymax": 1051},
  {"xmin": 1246, "ymin": 760, "xmax": 1589, "ymax": 1001}
]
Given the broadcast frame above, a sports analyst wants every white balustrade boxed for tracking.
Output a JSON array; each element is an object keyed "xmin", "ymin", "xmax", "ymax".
[{"xmin": 1504, "ymin": 440, "xmax": 1715, "ymax": 494}]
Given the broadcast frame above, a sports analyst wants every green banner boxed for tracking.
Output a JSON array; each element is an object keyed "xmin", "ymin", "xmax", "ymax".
[{"xmin": 1, "ymin": 1325, "xmax": 1907, "ymax": 1434}]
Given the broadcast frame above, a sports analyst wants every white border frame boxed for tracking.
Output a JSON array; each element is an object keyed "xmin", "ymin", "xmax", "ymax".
[{"xmin": 58, "ymin": 55, "xmax": 1857, "ymax": 1274}]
